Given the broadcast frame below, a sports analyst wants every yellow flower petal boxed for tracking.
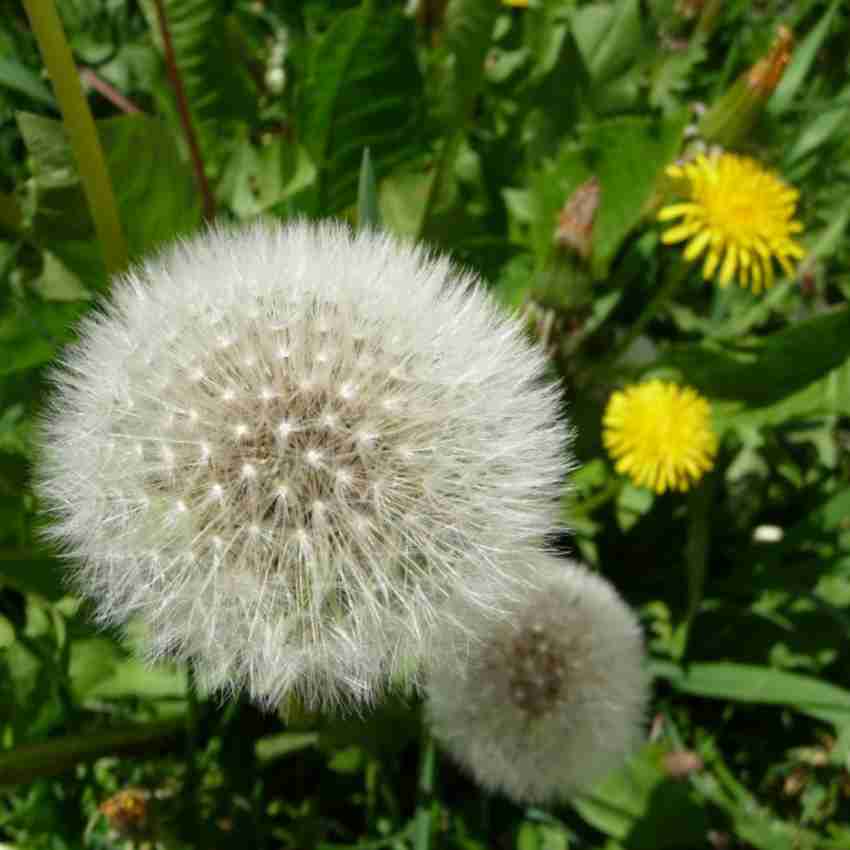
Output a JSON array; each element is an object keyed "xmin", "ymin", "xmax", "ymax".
[
  {"xmin": 602, "ymin": 380, "xmax": 717, "ymax": 495},
  {"xmin": 658, "ymin": 203, "xmax": 700, "ymax": 222},
  {"xmin": 658, "ymin": 152, "xmax": 805, "ymax": 292},
  {"xmin": 662, "ymin": 222, "xmax": 702, "ymax": 244},
  {"xmin": 719, "ymin": 243, "xmax": 737, "ymax": 287}
]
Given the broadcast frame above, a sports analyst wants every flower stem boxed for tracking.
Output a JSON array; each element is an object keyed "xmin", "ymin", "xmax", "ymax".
[
  {"xmin": 22, "ymin": 0, "xmax": 128, "ymax": 275},
  {"xmin": 182, "ymin": 664, "xmax": 201, "ymax": 834},
  {"xmin": 607, "ymin": 258, "xmax": 689, "ymax": 365},
  {"xmin": 150, "ymin": 0, "xmax": 215, "ymax": 222},
  {"xmin": 684, "ymin": 471, "xmax": 715, "ymax": 642},
  {"xmin": 79, "ymin": 67, "xmax": 143, "ymax": 115},
  {"xmin": 0, "ymin": 721, "xmax": 183, "ymax": 786},
  {"xmin": 413, "ymin": 727, "xmax": 437, "ymax": 850}
]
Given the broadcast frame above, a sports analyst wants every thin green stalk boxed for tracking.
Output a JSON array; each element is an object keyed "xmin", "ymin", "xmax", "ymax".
[
  {"xmin": 418, "ymin": 132, "xmax": 461, "ymax": 241},
  {"xmin": 0, "ymin": 721, "xmax": 183, "ymax": 786},
  {"xmin": 575, "ymin": 477, "xmax": 624, "ymax": 518},
  {"xmin": 22, "ymin": 0, "xmax": 127, "ymax": 275},
  {"xmin": 182, "ymin": 664, "xmax": 201, "ymax": 835},
  {"xmin": 607, "ymin": 258, "xmax": 690, "ymax": 365},
  {"xmin": 413, "ymin": 728, "xmax": 437, "ymax": 850},
  {"xmin": 684, "ymin": 470, "xmax": 716, "ymax": 640}
]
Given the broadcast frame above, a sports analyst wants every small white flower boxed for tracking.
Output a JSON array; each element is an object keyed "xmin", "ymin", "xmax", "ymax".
[
  {"xmin": 37, "ymin": 220, "xmax": 569, "ymax": 711},
  {"xmin": 425, "ymin": 553, "xmax": 648, "ymax": 803}
]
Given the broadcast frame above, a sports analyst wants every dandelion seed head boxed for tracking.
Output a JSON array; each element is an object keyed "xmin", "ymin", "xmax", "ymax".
[
  {"xmin": 37, "ymin": 220, "xmax": 569, "ymax": 710},
  {"xmin": 425, "ymin": 553, "xmax": 648, "ymax": 803}
]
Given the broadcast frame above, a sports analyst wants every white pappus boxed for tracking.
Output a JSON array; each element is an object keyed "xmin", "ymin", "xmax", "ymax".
[
  {"xmin": 36, "ymin": 220, "xmax": 570, "ymax": 711},
  {"xmin": 425, "ymin": 552, "xmax": 648, "ymax": 803}
]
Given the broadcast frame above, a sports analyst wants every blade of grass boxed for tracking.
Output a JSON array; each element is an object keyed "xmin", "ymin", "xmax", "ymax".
[{"xmin": 22, "ymin": 0, "xmax": 127, "ymax": 275}]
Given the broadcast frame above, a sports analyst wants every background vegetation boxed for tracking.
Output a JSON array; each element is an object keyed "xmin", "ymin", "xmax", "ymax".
[{"xmin": 1, "ymin": 0, "xmax": 850, "ymax": 847}]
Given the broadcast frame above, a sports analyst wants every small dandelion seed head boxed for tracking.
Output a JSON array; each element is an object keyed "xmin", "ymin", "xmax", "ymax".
[
  {"xmin": 36, "ymin": 220, "xmax": 570, "ymax": 711},
  {"xmin": 425, "ymin": 553, "xmax": 649, "ymax": 804},
  {"xmin": 602, "ymin": 379, "xmax": 717, "ymax": 494},
  {"xmin": 659, "ymin": 152, "xmax": 805, "ymax": 292}
]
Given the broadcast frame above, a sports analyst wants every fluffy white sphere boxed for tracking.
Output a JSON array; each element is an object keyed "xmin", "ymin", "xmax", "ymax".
[
  {"xmin": 36, "ymin": 220, "xmax": 568, "ymax": 710},
  {"xmin": 425, "ymin": 553, "xmax": 648, "ymax": 803}
]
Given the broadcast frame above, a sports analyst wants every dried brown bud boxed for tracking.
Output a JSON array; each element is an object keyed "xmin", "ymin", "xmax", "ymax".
[
  {"xmin": 783, "ymin": 767, "xmax": 809, "ymax": 797},
  {"xmin": 707, "ymin": 830, "xmax": 731, "ymax": 850},
  {"xmin": 748, "ymin": 26, "xmax": 793, "ymax": 95},
  {"xmin": 554, "ymin": 177, "xmax": 600, "ymax": 260},
  {"xmin": 662, "ymin": 750, "xmax": 704, "ymax": 779}
]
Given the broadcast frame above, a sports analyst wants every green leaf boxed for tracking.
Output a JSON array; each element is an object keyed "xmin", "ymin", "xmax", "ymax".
[
  {"xmin": 769, "ymin": 0, "xmax": 841, "ymax": 115},
  {"xmin": 0, "ymin": 191, "xmax": 22, "ymax": 238},
  {"xmin": 785, "ymin": 91, "xmax": 850, "ymax": 163},
  {"xmin": 0, "ymin": 297, "xmax": 88, "ymax": 376},
  {"xmin": 0, "ymin": 552, "xmax": 66, "ymax": 601},
  {"xmin": 654, "ymin": 661, "xmax": 850, "ymax": 729},
  {"xmin": 218, "ymin": 135, "xmax": 316, "ymax": 220},
  {"xmin": 573, "ymin": 0, "xmax": 645, "ymax": 85},
  {"xmin": 32, "ymin": 251, "xmax": 91, "ymax": 301},
  {"xmin": 85, "ymin": 654, "xmax": 187, "ymax": 704},
  {"xmin": 439, "ymin": 0, "xmax": 500, "ymax": 124},
  {"xmin": 0, "ymin": 57, "xmax": 56, "ymax": 108},
  {"xmin": 255, "ymin": 732, "xmax": 319, "ymax": 765},
  {"xmin": 571, "ymin": 745, "xmax": 710, "ymax": 848},
  {"xmin": 68, "ymin": 637, "xmax": 125, "ymax": 702},
  {"xmin": 584, "ymin": 112, "xmax": 688, "ymax": 274},
  {"xmin": 357, "ymin": 148, "xmax": 381, "ymax": 231},
  {"xmin": 663, "ymin": 306, "xmax": 850, "ymax": 407},
  {"xmin": 299, "ymin": 1, "xmax": 425, "ymax": 213},
  {"xmin": 379, "ymin": 167, "xmax": 436, "ymax": 238},
  {"xmin": 715, "ymin": 356, "xmax": 850, "ymax": 431},
  {"xmin": 18, "ymin": 112, "xmax": 201, "ymax": 260},
  {"xmin": 0, "ymin": 405, "xmax": 31, "ymax": 456},
  {"xmin": 142, "ymin": 0, "xmax": 256, "ymax": 130},
  {"xmin": 98, "ymin": 114, "xmax": 201, "ymax": 256}
]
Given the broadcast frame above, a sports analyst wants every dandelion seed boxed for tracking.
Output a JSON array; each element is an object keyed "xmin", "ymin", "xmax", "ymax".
[
  {"xmin": 37, "ymin": 220, "xmax": 569, "ymax": 711},
  {"xmin": 659, "ymin": 152, "xmax": 804, "ymax": 292},
  {"xmin": 425, "ymin": 553, "xmax": 648, "ymax": 804},
  {"xmin": 603, "ymin": 379, "xmax": 716, "ymax": 494}
]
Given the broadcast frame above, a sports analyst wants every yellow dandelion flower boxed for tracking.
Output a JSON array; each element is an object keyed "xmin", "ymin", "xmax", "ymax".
[
  {"xmin": 603, "ymin": 380, "xmax": 717, "ymax": 494},
  {"xmin": 658, "ymin": 153, "xmax": 804, "ymax": 293}
]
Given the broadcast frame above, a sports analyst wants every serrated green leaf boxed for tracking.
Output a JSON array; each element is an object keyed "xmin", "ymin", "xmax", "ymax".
[
  {"xmin": 584, "ymin": 112, "xmax": 688, "ymax": 274},
  {"xmin": 574, "ymin": 0, "xmax": 644, "ymax": 85},
  {"xmin": 440, "ymin": 0, "xmax": 500, "ymax": 124},
  {"xmin": 299, "ymin": 2, "xmax": 425, "ymax": 214},
  {"xmin": 141, "ymin": 0, "xmax": 256, "ymax": 131}
]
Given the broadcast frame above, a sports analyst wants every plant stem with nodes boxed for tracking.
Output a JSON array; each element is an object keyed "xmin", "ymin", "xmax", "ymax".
[
  {"xmin": 22, "ymin": 0, "xmax": 128, "ymax": 275},
  {"xmin": 150, "ymin": 0, "xmax": 216, "ymax": 222}
]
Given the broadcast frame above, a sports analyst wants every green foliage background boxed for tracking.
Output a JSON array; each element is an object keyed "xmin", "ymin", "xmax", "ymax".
[{"xmin": 1, "ymin": 0, "xmax": 850, "ymax": 847}]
